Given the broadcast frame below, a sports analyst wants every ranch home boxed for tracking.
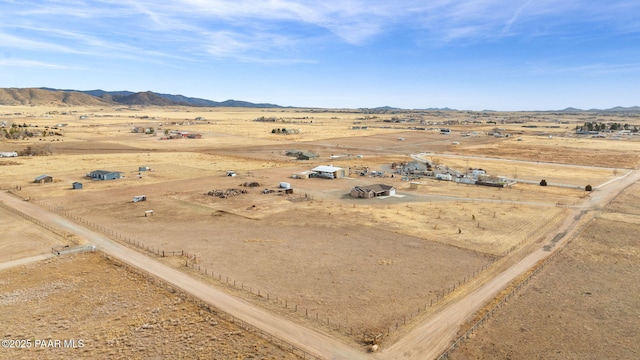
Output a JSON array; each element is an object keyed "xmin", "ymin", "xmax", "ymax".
[
  {"xmin": 350, "ymin": 184, "xmax": 396, "ymax": 199},
  {"xmin": 87, "ymin": 170, "xmax": 122, "ymax": 180}
]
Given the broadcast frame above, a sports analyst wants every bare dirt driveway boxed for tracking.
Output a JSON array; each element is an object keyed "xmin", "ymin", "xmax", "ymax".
[
  {"xmin": 0, "ymin": 192, "xmax": 368, "ymax": 360},
  {"xmin": 376, "ymin": 168, "xmax": 640, "ymax": 360}
]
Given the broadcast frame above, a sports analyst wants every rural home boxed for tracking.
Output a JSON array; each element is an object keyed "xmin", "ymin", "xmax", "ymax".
[
  {"xmin": 311, "ymin": 165, "xmax": 345, "ymax": 179},
  {"xmin": 72, "ymin": 182, "xmax": 83, "ymax": 190},
  {"xmin": 350, "ymin": 184, "xmax": 396, "ymax": 199},
  {"xmin": 34, "ymin": 174, "xmax": 53, "ymax": 183},
  {"xmin": 87, "ymin": 170, "xmax": 122, "ymax": 181}
]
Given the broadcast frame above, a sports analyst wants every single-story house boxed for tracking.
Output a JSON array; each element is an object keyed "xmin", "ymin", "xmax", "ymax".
[
  {"xmin": 350, "ymin": 184, "xmax": 396, "ymax": 199},
  {"xmin": 34, "ymin": 174, "xmax": 53, "ymax": 183},
  {"xmin": 87, "ymin": 170, "xmax": 122, "ymax": 181},
  {"xmin": 311, "ymin": 165, "xmax": 345, "ymax": 179},
  {"xmin": 435, "ymin": 173, "xmax": 453, "ymax": 181},
  {"xmin": 72, "ymin": 182, "xmax": 83, "ymax": 190}
]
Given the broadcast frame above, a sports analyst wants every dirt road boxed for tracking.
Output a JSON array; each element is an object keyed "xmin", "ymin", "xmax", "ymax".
[
  {"xmin": 0, "ymin": 193, "xmax": 368, "ymax": 360},
  {"xmin": 1, "ymin": 167, "xmax": 636, "ymax": 360},
  {"xmin": 376, "ymin": 168, "xmax": 640, "ymax": 359},
  {"xmin": 0, "ymin": 253, "xmax": 54, "ymax": 271}
]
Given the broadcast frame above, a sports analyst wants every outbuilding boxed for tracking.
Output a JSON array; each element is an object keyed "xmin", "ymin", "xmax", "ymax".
[
  {"xmin": 72, "ymin": 182, "xmax": 83, "ymax": 190},
  {"xmin": 34, "ymin": 174, "xmax": 53, "ymax": 183},
  {"xmin": 311, "ymin": 165, "xmax": 345, "ymax": 179},
  {"xmin": 297, "ymin": 151, "xmax": 319, "ymax": 160}
]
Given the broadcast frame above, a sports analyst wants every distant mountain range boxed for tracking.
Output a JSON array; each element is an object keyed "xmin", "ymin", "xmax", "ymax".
[
  {"xmin": 0, "ymin": 87, "xmax": 637, "ymax": 112},
  {"xmin": 0, "ymin": 87, "xmax": 282, "ymax": 108},
  {"xmin": 558, "ymin": 106, "xmax": 640, "ymax": 113}
]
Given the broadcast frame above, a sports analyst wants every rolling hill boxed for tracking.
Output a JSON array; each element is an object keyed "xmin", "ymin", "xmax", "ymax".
[{"xmin": 0, "ymin": 87, "xmax": 282, "ymax": 108}]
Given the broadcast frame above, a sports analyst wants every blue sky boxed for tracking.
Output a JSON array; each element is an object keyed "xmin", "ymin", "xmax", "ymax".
[{"xmin": 1, "ymin": 0, "xmax": 639, "ymax": 110}]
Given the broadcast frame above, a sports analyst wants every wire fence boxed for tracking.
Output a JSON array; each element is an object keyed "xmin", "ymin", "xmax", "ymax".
[
  {"xmin": 30, "ymin": 195, "xmax": 539, "ymax": 346},
  {"xmin": 99, "ymin": 252, "xmax": 322, "ymax": 360},
  {"xmin": 2, "ymin": 194, "xmax": 321, "ymax": 360},
  {"xmin": 35, "ymin": 199, "xmax": 184, "ymax": 260},
  {"xmin": 436, "ymin": 211, "xmax": 594, "ymax": 360}
]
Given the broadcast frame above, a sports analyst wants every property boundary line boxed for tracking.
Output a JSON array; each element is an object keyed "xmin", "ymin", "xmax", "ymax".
[{"xmin": 1, "ymin": 194, "xmax": 321, "ymax": 360}]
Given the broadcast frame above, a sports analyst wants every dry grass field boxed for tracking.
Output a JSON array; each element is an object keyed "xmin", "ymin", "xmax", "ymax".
[
  {"xmin": 0, "ymin": 205, "xmax": 72, "ymax": 263},
  {"xmin": 2, "ymin": 105, "xmax": 640, "ymax": 352},
  {"xmin": 0, "ymin": 252, "xmax": 297, "ymax": 359},
  {"xmin": 450, "ymin": 183, "xmax": 640, "ymax": 359}
]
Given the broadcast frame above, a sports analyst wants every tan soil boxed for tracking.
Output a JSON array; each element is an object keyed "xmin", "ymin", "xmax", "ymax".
[
  {"xmin": 2, "ymin": 106, "xmax": 640, "ymax": 356},
  {"xmin": 449, "ymin": 183, "xmax": 640, "ymax": 359},
  {"xmin": 0, "ymin": 252, "xmax": 298, "ymax": 360}
]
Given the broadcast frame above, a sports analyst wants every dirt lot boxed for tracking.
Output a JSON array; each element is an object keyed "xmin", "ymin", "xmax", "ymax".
[
  {"xmin": 0, "ymin": 205, "xmax": 77, "ymax": 263},
  {"xmin": 449, "ymin": 183, "xmax": 640, "ymax": 359},
  {"xmin": 0, "ymin": 252, "xmax": 298, "ymax": 359},
  {"xmin": 2, "ymin": 105, "xmax": 640, "ymax": 351}
]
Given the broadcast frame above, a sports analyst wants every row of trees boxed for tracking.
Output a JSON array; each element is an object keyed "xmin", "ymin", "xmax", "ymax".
[{"xmin": 576, "ymin": 122, "xmax": 639, "ymax": 132}]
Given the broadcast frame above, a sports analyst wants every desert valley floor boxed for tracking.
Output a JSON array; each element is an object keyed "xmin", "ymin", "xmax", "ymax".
[{"xmin": 1, "ymin": 105, "xmax": 639, "ymax": 359}]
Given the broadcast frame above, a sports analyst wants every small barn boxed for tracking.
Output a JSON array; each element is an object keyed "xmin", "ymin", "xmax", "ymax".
[
  {"xmin": 34, "ymin": 174, "xmax": 53, "ymax": 183},
  {"xmin": 87, "ymin": 170, "xmax": 122, "ymax": 180},
  {"xmin": 350, "ymin": 184, "xmax": 396, "ymax": 199},
  {"xmin": 72, "ymin": 182, "xmax": 83, "ymax": 190},
  {"xmin": 311, "ymin": 165, "xmax": 345, "ymax": 179},
  {"xmin": 297, "ymin": 151, "xmax": 319, "ymax": 160}
]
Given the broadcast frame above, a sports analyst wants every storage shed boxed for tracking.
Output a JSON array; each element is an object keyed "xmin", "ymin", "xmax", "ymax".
[
  {"xmin": 297, "ymin": 151, "xmax": 319, "ymax": 160},
  {"xmin": 311, "ymin": 165, "xmax": 345, "ymax": 179},
  {"xmin": 72, "ymin": 182, "xmax": 83, "ymax": 190},
  {"xmin": 34, "ymin": 174, "xmax": 53, "ymax": 183}
]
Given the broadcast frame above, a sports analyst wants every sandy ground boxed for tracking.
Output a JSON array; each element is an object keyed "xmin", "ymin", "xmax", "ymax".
[
  {"xmin": 449, "ymin": 183, "xmax": 640, "ymax": 360},
  {"xmin": 0, "ymin": 252, "xmax": 298, "ymax": 360},
  {"xmin": 2, "ymin": 105, "xmax": 640, "ymax": 356}
]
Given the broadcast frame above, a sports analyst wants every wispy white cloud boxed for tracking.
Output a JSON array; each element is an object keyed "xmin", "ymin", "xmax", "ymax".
[
  {"xmin": 2, "ymin": 0, "xmax": 640, "ymax": 65},
  {"xmin": 0, "ymin": 58, "xmax": 67, "ymax": 69},
  {"xmin": 527, "ymin": 60, "xmax": 640, "ymax": 76},
  {"xmin": 0, "ymin": 32, "xmax": 80, "ymax": 53}
]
